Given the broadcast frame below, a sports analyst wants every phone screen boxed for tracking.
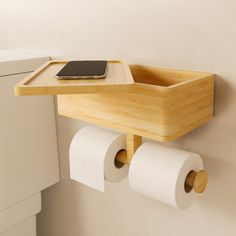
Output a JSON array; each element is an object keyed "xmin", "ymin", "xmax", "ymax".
[{"xmin": 56, "ymin": 61, "xmax": 108, "ymax": 79}]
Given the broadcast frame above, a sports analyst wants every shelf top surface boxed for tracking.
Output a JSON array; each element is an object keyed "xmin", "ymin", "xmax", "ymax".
[{"xmin": 15, "ymin": 60, "xmax": 134, "ymax": 95}]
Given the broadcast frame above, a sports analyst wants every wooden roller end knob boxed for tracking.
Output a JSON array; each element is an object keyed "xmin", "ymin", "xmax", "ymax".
[{"xmin": 185, "ymin": 170, "xmax": 208, "ymax": 193}]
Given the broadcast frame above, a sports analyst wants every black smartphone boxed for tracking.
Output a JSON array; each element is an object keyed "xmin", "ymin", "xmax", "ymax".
[{"xmin": 56, "ymin": 60, "xmax": 108, "ymax": 80}]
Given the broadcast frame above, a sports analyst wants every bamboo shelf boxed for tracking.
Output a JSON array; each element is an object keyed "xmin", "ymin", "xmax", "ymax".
[
  {"xmin": 15, "ymin": 60, "xmax": 214, "ymax": 142},
  {"xmin": 15, "ymin": 60, "xmax": 134, "ymax": 95}
]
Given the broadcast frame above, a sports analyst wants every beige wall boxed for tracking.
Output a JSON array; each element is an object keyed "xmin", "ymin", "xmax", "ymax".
[{"xmin": 2, "ymin": 0, "xmax": 236, "ymax": 235}]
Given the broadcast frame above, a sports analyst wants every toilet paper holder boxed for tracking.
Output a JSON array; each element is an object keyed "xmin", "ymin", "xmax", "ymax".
[
  {"xmin": 115, "ymin": 134, "xmax": 208, "ymax": 194},
  {"xmin": 14, "ymin": 61, "xmax": 212, "ymax": 194}
]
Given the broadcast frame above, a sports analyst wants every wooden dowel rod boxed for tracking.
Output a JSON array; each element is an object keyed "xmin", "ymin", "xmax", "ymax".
[
  {"xmin": 115, "ymin": 150, "xmax": 130, "ymax": 165},
  {"xmin": 115, "ymin": 134, "xmax": 142, "ymax": 165},
  {"xmin": 185, "ymin": 171, "xmax": 197, "ymax": 187}
]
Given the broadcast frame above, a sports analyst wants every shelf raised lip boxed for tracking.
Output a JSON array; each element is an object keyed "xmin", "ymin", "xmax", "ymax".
[{"xmin": 15, "ymin": 60, "xmax": 135, "ymax": 96}]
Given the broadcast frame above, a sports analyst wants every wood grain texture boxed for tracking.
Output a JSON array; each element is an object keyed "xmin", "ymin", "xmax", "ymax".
[
  {"xmin": 58, "ymin": 64, "xmax": 214, "ymax": 142},
  {"xmin": 15, "ymin": 60, "xmax": 134, "ymax": 96},
  {"xmin": 126, "ymin": 134, "xmax": 142, "ymax": 162}
]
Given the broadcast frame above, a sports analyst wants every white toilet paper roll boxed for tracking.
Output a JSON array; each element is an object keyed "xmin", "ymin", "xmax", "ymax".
[
  {"xmin": 129, "ymin": 142, "xmax": 203, "ymax": 209},
  {"xmin": 69, "ymin": 125, "xmax": 129, "ymax": 192}
]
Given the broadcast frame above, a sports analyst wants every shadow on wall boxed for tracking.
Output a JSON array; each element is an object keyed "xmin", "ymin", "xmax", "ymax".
[
  {"xmin": 214, "ymin": 75, "xmax": 233, "ymax": 116},
  {"xmin": 199, "ymin": 157, "xmax": 236, "ymax": 219}
]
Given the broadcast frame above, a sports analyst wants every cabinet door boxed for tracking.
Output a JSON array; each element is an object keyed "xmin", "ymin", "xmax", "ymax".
[{"xmin": 0, "ymin": 73, "xmax": 59, "ymax": 209}]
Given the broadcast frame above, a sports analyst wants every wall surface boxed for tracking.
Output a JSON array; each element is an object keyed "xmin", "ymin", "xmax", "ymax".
[{"xmin": 1, "ymin": 0, "xmax": 236, "ymax": 235}]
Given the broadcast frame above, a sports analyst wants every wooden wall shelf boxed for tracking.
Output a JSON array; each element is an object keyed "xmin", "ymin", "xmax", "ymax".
[{"xmin": 15, "ymin": 60, "xmax": 214, "ymax": 142}]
